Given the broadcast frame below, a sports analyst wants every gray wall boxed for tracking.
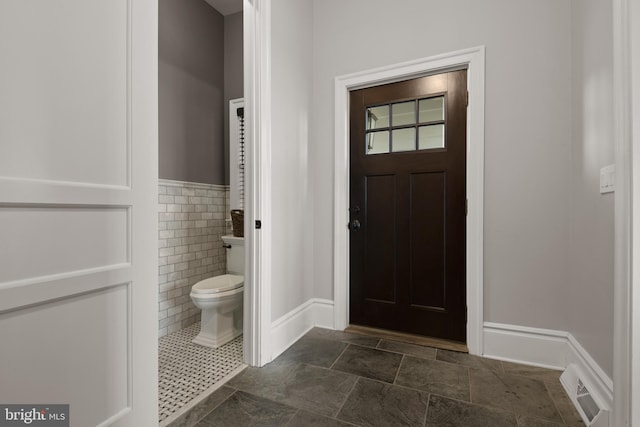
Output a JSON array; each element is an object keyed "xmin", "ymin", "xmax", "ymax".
[
  {"xmin": 270, "ymin": 0, "xmax": 315, "ymax": 320},
  {"xmin": 298, "ymin": 0, "xmax": 615, "ymax": 378},
  {"xmin": 159, "ymin": 0, "xmax": 225, "ymax": 185},
  {"xmin": 568, "ymin": 0, "xmax": 614, "ymax": 376},
  {"xmin": 311, "ymin": 0, "xmax": 574, "ymax": 331},
  {"xmin": 224, "ymin": 12, "xmax": 244, "ymax": 185}
]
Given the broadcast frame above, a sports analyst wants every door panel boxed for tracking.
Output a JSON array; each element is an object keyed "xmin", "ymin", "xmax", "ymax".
[
  {"xmin": 350, "ymin": 70, "xmax": 467, "ymax": 342},
  {"xmin": 0, "ymin": 0, "xmax": 129, "ymax": 186},
  {"xmin": 410, "ymin": 171, "xmax": 446, "ymax": 310},
  {"xmin": 0, "ymin": 286, "xmax": 130, "ymax": 424},
  {"xmin": 364, "ymin": 174, "xmax": 397, "ymax": 303},
  {"xmin": 0, "ymin": 1, "xmax": 158, "ymax": 425},
  {"xmin": 0, "ymin": 206, "xmax": 128, "ymax": 283}
]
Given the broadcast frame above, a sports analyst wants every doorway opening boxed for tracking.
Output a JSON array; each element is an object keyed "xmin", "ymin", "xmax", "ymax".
[
  {"xmin": 333, "ymin": 47, "xmax": 486, "ymax": 355},
  {"xmin": 156, "ymin": 0, "xmax": 246, "ymax": 424}
]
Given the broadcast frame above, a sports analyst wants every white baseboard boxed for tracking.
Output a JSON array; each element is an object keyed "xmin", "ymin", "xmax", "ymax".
[
  {"xmin": 565, "ymin": 334, "xmax": 613, "ymax": 409},
  {"xmin": 269, "ymin": 298, "xmax": 334, "ymax": 360},
  {"xmin": 483, "ymin": 322, "xmax": 569, "ymax": 369},
  {"xmin": 483, "ymin": 322, "xmax": 612, "ymax": 426}
]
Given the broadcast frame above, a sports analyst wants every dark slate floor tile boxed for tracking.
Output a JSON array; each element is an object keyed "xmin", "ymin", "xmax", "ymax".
[
  {"xmin": 331, "ymin": 344, "xmax": 403, "ymax": 383},
  {"xmin": 517, "ymin": 415, "xmax": 566, "ymax": 427},
  {"xmin": 274, "ymin": 336, "xmax": 348, "ymax": 368},
  {"xmin": 338, "ymin": 378, "xmax": 429, "ymax": 427},
  {"xmin": 181, "ymin": 331, "xmax": 586, "ymax": 427},
  {"xmin": 436, "ymin": 349, "xmax": 503, "ymax": 372},
  {"xmin": 502, "ymin": 361, "xmax": 562, "ymax": 383},
  {"xmin": 544, "ymin": 379, "xmax": 587, "ymax": 427},
  {"xmin": 469, "ymin": 368, "xmax": 563, "ymax": 423},
  {"xmin": 377, "ymin": 339, "xmax": 437, "ymax": 360},
  {"xmin": 287, "ymin": 410, "xmax": 355, "ymax": 427},
  {"xmin": 229, "ymin": 361, "xmax": 358, "ymax": 417},
  {"xmin": 166, "ymin": 385, "xmax": 235, "ymax": 427},
  {"xmin": 395, "ymin": 356, "xmax": 470, "ymax": 401},
  {"xmin": 305, "ymin": 327, "xmax": 381, "ymax": 347},
  {"xmin": 227, "ymin": 358, "xmax": 298, "ymax": 392},
  {"xmin": 425, "ymin": 394, "xmax": 518, "ymax": 427},
  {"xmin": 198, "ymin": 391, "xmax": 296, "ymax": 427}
]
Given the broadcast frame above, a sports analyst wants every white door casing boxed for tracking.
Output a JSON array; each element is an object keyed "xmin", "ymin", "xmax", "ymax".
[
  {"xmin": 333, "ymin": 47, "xmax": 485, "ymax": 355},
  {"xmin": 243, "ymin": 0, "xmax": 272, "ymax": 367},
  {"xmin": 612, "ymin": 0, "xmax": 638, "ymax": 424},
  {"xmin": 0, "ymin": 1, "xmax": 158, "ymax": 425}
]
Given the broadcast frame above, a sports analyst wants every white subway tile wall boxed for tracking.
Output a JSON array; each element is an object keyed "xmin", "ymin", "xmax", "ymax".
[{"xmin": 158, "ymin": 180, "xmax": 230, "ymax": 337}]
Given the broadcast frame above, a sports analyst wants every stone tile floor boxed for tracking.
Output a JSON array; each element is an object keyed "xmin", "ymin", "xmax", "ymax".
[
  {"xmin": 168, "ymin": 327, "xmax": 586, "ymax": 427},
  {"xmin": 158, "ymin": 323, "xmax": 244, "ymax": 423}
]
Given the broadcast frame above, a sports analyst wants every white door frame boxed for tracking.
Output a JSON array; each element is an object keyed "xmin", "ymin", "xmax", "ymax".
[
  {"xmin": 631, "ymin": 0, "xmax": 640, "ymax": 420},
  {"xmin": 243, "ymin": 0, "xmax": 272, "ymax": 367},
  {"xmin": 333, "ymin": 47, "xmax": 486, "ymax": 355},
  {"xmin": 612, "ymin": 0, "xmax": 637, "ymax": 424}
]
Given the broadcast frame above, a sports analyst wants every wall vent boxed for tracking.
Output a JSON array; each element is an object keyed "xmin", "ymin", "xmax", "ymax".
[{"xmin": 560, "ymin": 364, "xmax": 609, "ymax": 427}]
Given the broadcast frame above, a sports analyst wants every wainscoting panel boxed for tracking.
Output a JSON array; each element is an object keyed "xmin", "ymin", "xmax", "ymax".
[{"xmin": 158, "ymin": 180, "xmax": 230, "ymax": 337}]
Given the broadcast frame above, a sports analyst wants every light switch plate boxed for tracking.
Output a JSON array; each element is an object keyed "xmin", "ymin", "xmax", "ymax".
[{"xmin": 600, "ymin": 164, "xmax": 615, "ymax": 194}]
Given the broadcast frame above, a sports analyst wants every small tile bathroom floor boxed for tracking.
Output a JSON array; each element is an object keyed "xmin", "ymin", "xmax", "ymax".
[
  {"xmin": 171, "ymin": 327, "xmax": 587, "ymax": 427},
  {"xmin": 158, "ymin": 323, "xmax": 244, "ymax": 424}
]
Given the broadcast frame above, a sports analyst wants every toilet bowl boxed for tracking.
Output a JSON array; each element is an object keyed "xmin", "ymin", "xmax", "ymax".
[{"xmin": 190, "ymin": 236, "xmax": 244, "ymax": 348}]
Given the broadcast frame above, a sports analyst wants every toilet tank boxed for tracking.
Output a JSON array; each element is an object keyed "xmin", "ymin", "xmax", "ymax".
[{"xmin": 221, "ymin": 235, "xmax": 245, "ymax": 275}]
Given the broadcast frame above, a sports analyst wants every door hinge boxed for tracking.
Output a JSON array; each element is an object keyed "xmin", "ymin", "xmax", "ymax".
[
  {"xmin": 466, "ymin": 91, "xmax": 469, "ymax": 107},
  {"xmin": 465, "ymin": 199, "xmax": 468, "ymax": 216},
  {"xmin": 255, "ymin": 220, "xmax": 262, "ymax": 229}
]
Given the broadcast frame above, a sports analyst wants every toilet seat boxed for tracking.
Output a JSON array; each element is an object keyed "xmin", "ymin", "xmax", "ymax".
[{"xmin": 190, "ymin": 274, "xmax": 243, "ymax": 294}]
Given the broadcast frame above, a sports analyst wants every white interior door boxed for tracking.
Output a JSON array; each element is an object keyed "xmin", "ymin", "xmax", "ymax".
[{"xmin": 0, "ymin": 1, "xmax": 158, "ymax": 426}]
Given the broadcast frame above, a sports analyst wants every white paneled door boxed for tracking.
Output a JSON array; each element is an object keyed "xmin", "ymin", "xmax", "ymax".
[{"xmin": 0, "ymin": 1, "xmax": 158, "ymax": 426}]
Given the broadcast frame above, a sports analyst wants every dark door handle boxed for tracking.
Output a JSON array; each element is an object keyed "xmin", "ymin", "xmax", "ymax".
[{"xmin": 348, "ymin": 219, "xmax": 361, "ymax": 231}]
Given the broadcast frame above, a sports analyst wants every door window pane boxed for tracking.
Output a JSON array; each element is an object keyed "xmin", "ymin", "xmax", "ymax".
[
  {"xmin": 392, "ymin": 128, "xmax": 416, "ymax": 152},
  {"xmin": 418, "ymin": 125, "xmax": 445, "ymax": 150},
  {"xmin": 364, "ymin": 96, "xmax": 446, "ymax": 154},
  {"xmin": 366, "ymin": 105, "xmax": 389, "ymax": 129},
  {"xmin": 391, "ymin": 101, "xmax": 415, "ymax": 126},
  {"xmin": 419, "ymin": 97, "xmax": 444, "ymax": 122},
  {"xmin": 366, "ymin": 131, "xmax": 390, "ymax": 154}
]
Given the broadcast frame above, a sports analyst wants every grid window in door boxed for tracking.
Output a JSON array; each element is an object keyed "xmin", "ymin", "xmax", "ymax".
[{"xmin": 365, "ymin": 95, "xmax": 445, "ymax": 155}]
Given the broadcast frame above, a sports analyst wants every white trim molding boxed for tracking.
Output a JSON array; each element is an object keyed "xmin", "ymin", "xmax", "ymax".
[
  {"xmin": 243, "ymin": 0, "xmax": 272, "ymax": 367},
  {"xmin": 612, "ymin": 0, "xmax": 636, "ymax": 425},
  {"xmin": 483, "ymin": 322, "xmax": 569, "ymax": 369},
  {"xmin": 483, "ymin": 322, "xmax": 613, "ymax": 427},
  {"xmin": 159, "ymin": 179, "xmax": 229, "ymax": 192},
  {"xmin": 630, "ymin": 0, "xmax": 640, "ymax": 422},
  {"xmin": 270, "ymin": 299, "xmax": 334, "ymax": 360},
  {"xmin": 333, "ymin": 47, "xmax": 486, "ymax": 355},
  {"xmin": 566, "ymin": 334, "xmax": 614, "ymax": 408}
]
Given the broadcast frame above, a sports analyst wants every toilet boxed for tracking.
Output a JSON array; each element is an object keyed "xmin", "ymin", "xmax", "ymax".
[{"xmin": 190, "ymin": 235, "xmax": 244, "ymax": 348}]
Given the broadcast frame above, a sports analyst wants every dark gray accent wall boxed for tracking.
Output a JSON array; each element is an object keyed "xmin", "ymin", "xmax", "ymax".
[
  {"xmin": 224, "ymin": 12, "xmax": 244, "ymax": 185},
  {"xmin": 159, "ymin": 0, "xmax": 225, "ymax": 185}
]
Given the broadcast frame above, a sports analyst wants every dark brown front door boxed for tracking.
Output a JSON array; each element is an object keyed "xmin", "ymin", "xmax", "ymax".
[{"xmin": 349, "ymin": 70, "xmax": 467, "ymax": 342}]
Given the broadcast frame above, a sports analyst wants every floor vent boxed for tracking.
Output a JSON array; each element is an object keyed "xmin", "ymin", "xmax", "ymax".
[{"xmin": 560, "ymin": 364, "xmax": 609, "ymax": 427}]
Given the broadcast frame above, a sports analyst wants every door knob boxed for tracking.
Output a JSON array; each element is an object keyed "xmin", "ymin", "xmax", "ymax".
[{"xmin": 348, "ymin": 219, "xmax": 361, "ymax": 231}]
